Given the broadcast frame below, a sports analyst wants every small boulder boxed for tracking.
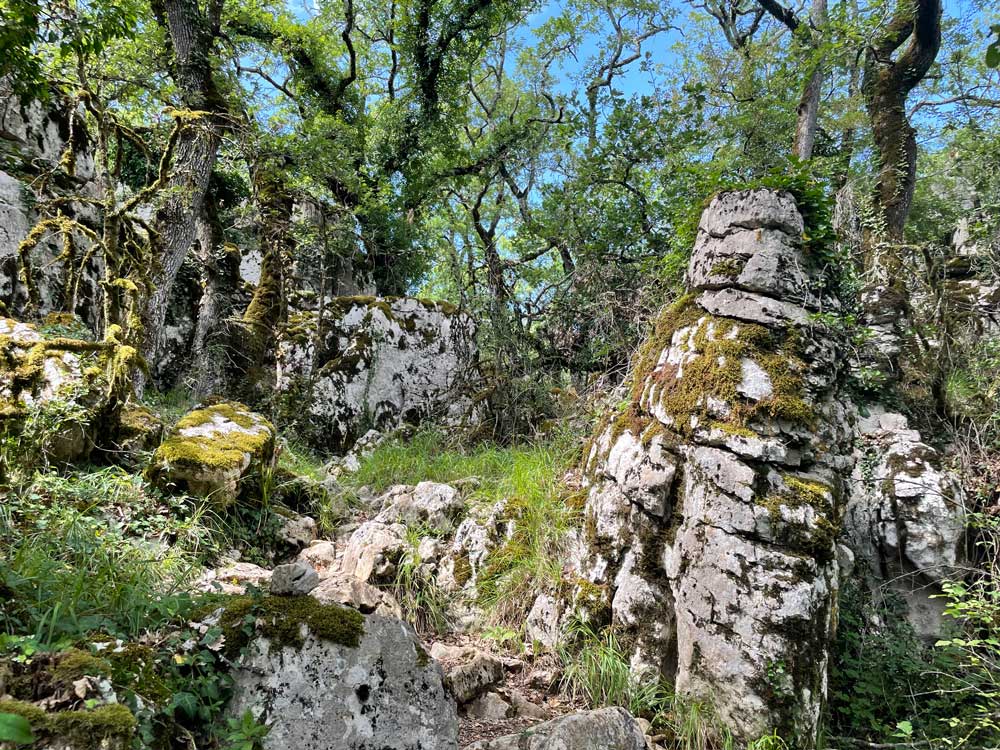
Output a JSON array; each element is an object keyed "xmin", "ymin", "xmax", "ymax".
[
  {"xmin": 340, "ymin": 521, "xmax": 407, "ymax": 583},
  {"xmin": 525, "ymin": 594, "xmax": 562, "ymax": 650},
  {"xmin": 297, "ymin": 540, "xmax": 339, "ymax": 577},
  {"xmin": 276, "ymin": 512, "xmax": 318, "ymax": 550},
  {"xmin": 466, "ymin": 691, "xmax": 513, "ymax": 720},
  {"xmin": 269, "ymin": 561, "xmax": 319, "ymax": 596},
  {"xmin": 310, "ymin": 571, "xmax": 402, "ymax": 617},
  {"xmin": 147, "ymin": 402, "xmax": 275, "ymax": 505},
  {"xmin": 444, "ymin": 651, "xmax": 504, "ymax": 705},
  {"xmin": 375, "ymin": 481, "xmax": 465, "ymax": 533},
  {"xmin": 227, "ymin": 611, "xmax": 457, "ymax": 750},
  {"xmin": 465, "ymin": 707, "xmax": 646, "ymax": 750}
]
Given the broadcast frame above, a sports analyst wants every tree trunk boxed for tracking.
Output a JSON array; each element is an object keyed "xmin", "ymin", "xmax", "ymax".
[
  {"xmin": 139, "ymin": 0, "xmax": 225, "ymax": 389},
  {"xmin": 863, "ymin": 0, "xmax": 943, "ymax": 242},
  {"xmin": 791, "ymin": 0, "xmax": 827, "ymax": 160},
  {"xmin": 240, "ymin": 163, "xmax": 293, "ymax": 369},
  {"xmin": 191, "ymin": 192, "xmax": 241, "ymax": 396}
]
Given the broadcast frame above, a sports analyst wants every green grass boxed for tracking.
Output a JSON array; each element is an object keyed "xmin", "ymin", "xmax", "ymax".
[
  {"xmin": 559, "ymin": 619, "xmax": 784, "ymax": 750},
  {"xmin": 0, "ymin": 467, "xmax": 213, "ymax": 646},
  {"xmin": 277, "ymin": 440, "xmax": 327, "ymax": 482},
  {"xmin": 343, "ymin": 427, "xmax": 582, "ymax": 623}
]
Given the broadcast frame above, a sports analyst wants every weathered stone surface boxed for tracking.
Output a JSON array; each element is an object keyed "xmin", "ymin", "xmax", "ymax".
[
  {"xmin": 465, "ymin": 691, "xmax": 512, "ymax": 720},
  {"xmin": 573, "ymin": 190, "xmax": 853, "ymax": 747},
  {"xmin": 375, "ymin": 482, "xmax": 465, "ymax": 534},
  {"xmin": 465, "ymin": 707, "xmax": 646, "ymax": 750},
  {"xmin": 310, "ymin": 571, "xmax": 402, "ymax": 617},
  {"xmin": 297, "ymin": 540, "xmax": 339, "ymax": 577},
  {"xmin": 228, "ymin": 612, "xmax": 458, "ymax": 750},
  {"xmin": 340, "ymin": 520, "xmax": 407, "ymax": 583},
  {"xmin": 1, "ymin": 95, "xmax": 103, "ymax": 327},
  {"xmin": 697, "ymin": 189, "xmax": 804, "ymax": 238},
  {"xmin": 275, "ymin": 297, "xmax": 478, "ymax": 453},
  {"xmin": 269, "ymin": 561, "xmax": 320, "ymax": 596},
  {"xmin": 147, "ymin": 402, "xmax": 275, "ymax": 505},
  {"xmin": 436, "ymin": 501, "xmax": 508, "ymax": 594},
  {"xmin": 697, "ymin": 288, "xmax": 810, "ymax": 326},
  {"xmin": 525, "ymin": 594, "xmax": 562, "ymax": 650},
  {"xmin": 276, "ymin": 512, "xmax": 318, "ymax": 550},
  {"xmin": 0, "ymin": 317, "xmax": 113, "ymax": 462},
  {"xmin": 845, "ymin": 409, "xmax": 966, "ymax": 637},
  {"xmin": 444, "ymin": 651, "xmax": 504, "ymax": 704}
]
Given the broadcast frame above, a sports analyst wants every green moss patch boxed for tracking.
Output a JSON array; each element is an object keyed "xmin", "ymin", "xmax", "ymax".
[
  {"xmin": 0, "ymin": 700, "xmax": 136, "ymax": 750},
  {"xmin": 210, "ymin": 594, "xmax": 365, "ymax": 658},
  {"xmin": 756, "ymin": 474, "xmax": 838, "ymax": 562},
  {"xmin": 152, "ymin": 402, "xmax": 273, "ymax": 471},
  {"xmin": 631, "ymin": 302, "xmax": 813, "ymax": 437}
]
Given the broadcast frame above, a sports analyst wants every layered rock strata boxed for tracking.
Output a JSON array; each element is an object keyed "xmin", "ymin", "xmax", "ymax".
[{"xmin": 574, "ymin": 189, "xmax": 855, "ymax": 745}]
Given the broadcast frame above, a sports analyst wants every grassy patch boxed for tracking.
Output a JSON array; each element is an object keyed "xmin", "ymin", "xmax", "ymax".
[
  {"xmin": 343, "ymin": 427, "xmax": 582, "ymax": 623},
  {"xmin": 559, "ymin": 619, "xmax": 744, "ymax": 750}
]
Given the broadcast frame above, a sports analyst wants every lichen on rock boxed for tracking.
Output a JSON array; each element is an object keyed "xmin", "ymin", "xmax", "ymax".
[
  {"xmin": 275, "ymin": 295, "xmax": 478, "ymax": 453},
  {"xmin": 572, "ymin": 188, "xmax": 855, "ymax": 747}
]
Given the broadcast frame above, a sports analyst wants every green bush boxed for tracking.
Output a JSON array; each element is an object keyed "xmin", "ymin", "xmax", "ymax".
[{"xmin": 826, "ymin": 574, "xmax": 967, "ymax": 743}]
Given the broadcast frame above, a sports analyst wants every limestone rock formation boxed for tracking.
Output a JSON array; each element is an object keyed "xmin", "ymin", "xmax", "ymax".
[
  {"xmin": 574, "ymin": 189, "xmax": 855, "ymax": 746},
  {"xmin": 227, "ymin": 611, "xmax": 458, "ymax": 750},
  {"xmin": 275, "ymin": 296, "xmax": 477, "ymax": 452},
  {"xmin": 465, "ymin": 707, "xmax": 646, "ymax": 750},
  {"xmin": 0, "ymin": 316, "xmax": 115, "ymax": 462},
  {"xmin": 1, "ymin": 95, "xmax": 103, "ymax": 327},
  {"xmin": 147, "ymin": 402, "xmax": 276, "ymax": 504},
  {"xmin": 845, "ymin": 407, "xmax": 967, "ymax": 636}
]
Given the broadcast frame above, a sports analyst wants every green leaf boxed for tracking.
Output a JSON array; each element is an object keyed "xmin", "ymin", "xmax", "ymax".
[
  {"xmin": 0, "ymin": 713, "xmax": 35, "ymax": 744},
  {"xmin": 987, "ymin": 42, "xmax": 1000, "ymax": 69}
]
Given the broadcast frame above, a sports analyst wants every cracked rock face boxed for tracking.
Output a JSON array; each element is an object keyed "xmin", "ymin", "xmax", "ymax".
[
  {"xmin": 227, "ymin": 613, "xmax": 457, "ymax": 750},
  {"xmin": 465, "ymin": 707, "xmax": 646, "ymax": 750},
  {"xmin": 845, "ymin": 408, "xmax": 966, "ymax": 637},
  {"xmin": 276, "ymin": 296, "xmax": 478, "ymax": 454},
  {"xmin": 574, "ymin": 189, "xmax": 854, "ymax": 746},
  {"xmin": 1, "ymin": 96, "xmax": 104, "ymax": 328}
]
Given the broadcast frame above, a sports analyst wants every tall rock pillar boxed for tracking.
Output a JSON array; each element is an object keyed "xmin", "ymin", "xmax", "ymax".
[{"xmin": 575, "ymin": 189, "xmax": 855, "ymax": 745}]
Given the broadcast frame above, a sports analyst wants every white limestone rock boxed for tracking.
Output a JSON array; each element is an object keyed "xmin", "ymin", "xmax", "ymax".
[
  {"xmin": 276, "ymin": 297, "xmax": 477, "ymax": 453},
  {"xmin": 227, "ymin": 611, "xmax": 457, "ymax": 750},
  {"xmin": 465, "ymin": 707, "xmax": 646, "ymax": 750},
  {"xmin": 375, "ymin": 481, "xmax": 465, "ymax": 533}
]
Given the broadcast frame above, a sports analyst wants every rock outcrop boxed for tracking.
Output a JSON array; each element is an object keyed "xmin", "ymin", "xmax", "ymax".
[
  {"xmin": 465, "ymin": 707, "xmax": 646, "ymax": 750},
  {"xmin": 845, "ymin": 407, "xmax": 967, "ymax": 637},
  {"xmin": 0, "ymin": 316, "xmax": 120, "ymax": 463},
  {"xmin": 275, "ymin": 296, "xmax": 477, "ymax": 453},
  {"xmin": 1, "ymin": 94, "xmax": 103, "ymax": 327},
  {"xmin": 574, "ymin": 189, "xmax": 855, "ymax": 746},
  {"xmin": 147, "ymin": 402, "xmax": 276, "ymax": 505},
  {"xmin": 227, "ymin": 608, "xmax": 458, "ymax": 750}
]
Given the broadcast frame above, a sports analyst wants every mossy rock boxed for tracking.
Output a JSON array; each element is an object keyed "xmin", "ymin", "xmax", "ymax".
[
  {"xmin": 147, "ymin": 401, "xmax": 275, "ymax": 505},
  {"xmin": 0, "ymin": 699, "xmax": 135, "ymax": 750}
]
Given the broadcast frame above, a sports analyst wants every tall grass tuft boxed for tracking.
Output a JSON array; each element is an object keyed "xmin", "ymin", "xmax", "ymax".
[{"xmin": 344, "ymin": 427, "xmax": 581, "ymax": 623}]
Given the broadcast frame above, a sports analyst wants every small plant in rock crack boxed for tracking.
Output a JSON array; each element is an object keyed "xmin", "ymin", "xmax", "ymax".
[
  {"xmin": 220, "ymin": 710, "xmax": 270, "ymax": 750},
  {"xmin": 387, "ymin": 526, "xmax": 452, "ymax": 634},
  {"xmin": 483, "ymin": 625, "xmax": 523, "ymax": 654}
]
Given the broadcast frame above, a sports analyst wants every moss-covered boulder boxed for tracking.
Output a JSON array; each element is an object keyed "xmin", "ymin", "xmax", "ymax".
[
  {"xmin": 0, "ymin": 700, "xmax": 135, "ymax": 750},
  {"xmin": 147, "ymin": 401, "xmax": 275, "ymax": 505},
  {"xmin": 0, "ymin": 316, "xmax": 111, "ymax": 464}
]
